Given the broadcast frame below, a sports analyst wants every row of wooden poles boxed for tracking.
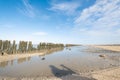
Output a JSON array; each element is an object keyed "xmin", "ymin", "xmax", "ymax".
[{"xmin": 0, "ymin": 40, "xmax": 64, "ymax": 55}]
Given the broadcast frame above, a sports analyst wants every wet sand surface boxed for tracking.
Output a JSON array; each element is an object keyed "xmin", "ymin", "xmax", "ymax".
[
  {"xmin": 0, "ymin": 53, "xmax": 44, "ymax": 63},
  {"xmin": 94, "ymin": 45, "xmax": 120, "ymax": 52},
  {"xmin": 0, "ymin": 46, "xmax": 120, "ymax": 80},
  {"xmin": 92, "ymin": 67, "xmax": 120, "ymax": 80}
]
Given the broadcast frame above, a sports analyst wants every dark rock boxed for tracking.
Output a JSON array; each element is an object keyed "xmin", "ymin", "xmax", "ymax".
[{"xmin": 99, "ymin": 54, "xmax": 106, "ymax": 57}]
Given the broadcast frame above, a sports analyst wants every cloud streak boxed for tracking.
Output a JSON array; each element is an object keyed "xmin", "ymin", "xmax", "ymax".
[
  {"xmin": 74, "ymin": 0, "xmax": 120, "ymax": 38},
  {"xmin": 49, "ymin": 1, "xmax": 81, "ymax": 15},
  {"xmin": 18, "ymin": 0, "xmax": 36, "ymax": 17}
]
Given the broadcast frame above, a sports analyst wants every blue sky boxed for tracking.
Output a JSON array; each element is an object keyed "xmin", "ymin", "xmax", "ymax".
[{"xmin": 0, "ymin": 0, "xmax": 120, "ymax": 44}]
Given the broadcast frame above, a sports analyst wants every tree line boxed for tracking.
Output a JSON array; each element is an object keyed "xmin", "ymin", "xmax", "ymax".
[
  {"xmin": 0, "ymin": 40, "xmax": 64, "ymax": 55},
  {"xmin": 65, "ymin": 44, "xmax": 81, "ymax": 47}
]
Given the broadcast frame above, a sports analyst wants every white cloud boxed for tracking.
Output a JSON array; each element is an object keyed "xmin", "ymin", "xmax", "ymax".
[
  {"xmin": 18, "ymin": 0, "xmax": 36, "ymax": 17},
  {"xmin": 75, "ymin": 0, "xmax": 120, "ymax": 28},
  {"xmin": 74, "ymin": 0, "xmax": 120, "ymax": 40},
  {"xmin": 49, "ymin": 1, "xmax": 80, "ymax": 15},
  {"xmin": 32, "ymin": 32, "xmax": 47, "ymax": 36}
]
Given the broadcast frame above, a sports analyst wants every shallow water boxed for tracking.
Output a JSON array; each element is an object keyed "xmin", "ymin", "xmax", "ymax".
[{"xmin": 0, "ymin": 46, "xmax": 120, "ymax": 77}]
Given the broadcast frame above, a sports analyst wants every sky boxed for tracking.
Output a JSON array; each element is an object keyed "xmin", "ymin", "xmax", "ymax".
[{"xmin": 0, "ymin": 0, "xmax": 120, "ymax": 44}]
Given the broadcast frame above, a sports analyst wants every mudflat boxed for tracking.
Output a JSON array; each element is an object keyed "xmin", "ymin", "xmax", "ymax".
[
  {"xmin": 92, "ymin": 67, "xmax": 120, "ymax": 80},
  {"xmin": 0, "ymin": 46, "xmax": 120, "ymax": 80},
  {"xmin": 91, "ymin": 45, "xmax": 120, "ymax": 80},
  {"xmin": 94, "ymin": 45, "xmax": 120, "ymax": 52}
]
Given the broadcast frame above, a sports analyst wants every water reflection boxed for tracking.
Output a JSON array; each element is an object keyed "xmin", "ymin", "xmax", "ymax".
[
  {"xmin": 39, "ymin": 47, "xmax": 64, "ymax": 60},
  {"xmin": 0, "ymin": 47, "xmax": 64, "ymax": 67},
  {"xmin": 17, "ymin": 57, "xmax": 27, "ymax": 64},
  {"xmin": 0, "ymin": 61, "xmax": 9, "ymax": 68},
  {"xmin": 17, "ymin": 56, "xmax": 32, "ymax": 64},
  {"xmin": 27, "ymin": 56, "xmax": 31, "ymax": 61},
  {"xmin": 10, "ymin": 59, "xmax": 14, "ymax": 66},
  {"xmin": 0, "ymin": 60, "xmax": 17, "ymax": 68},
  {"xmin": 45, "ymin": 47, "xmax": 64, "ymax": 55}
]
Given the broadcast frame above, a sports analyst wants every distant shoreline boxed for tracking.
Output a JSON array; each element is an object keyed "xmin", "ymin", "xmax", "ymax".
[{"xmin": 93, "ymin": 45, "xmax": 120, "ymax": 52}]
